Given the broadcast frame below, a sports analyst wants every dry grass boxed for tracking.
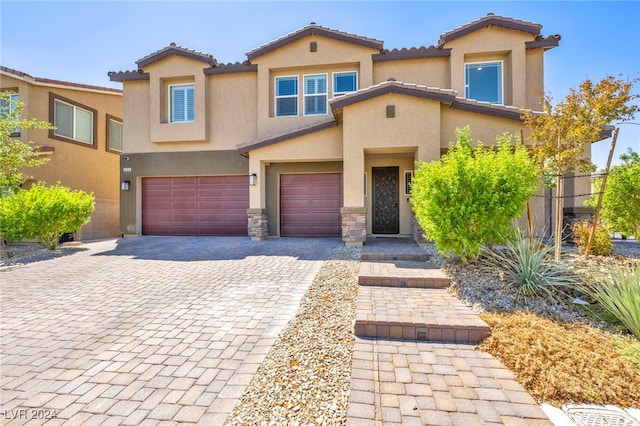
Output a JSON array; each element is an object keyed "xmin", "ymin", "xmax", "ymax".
[{"xmin": 479, "ymin": 311, "xmax": 640, "ymax": 407}]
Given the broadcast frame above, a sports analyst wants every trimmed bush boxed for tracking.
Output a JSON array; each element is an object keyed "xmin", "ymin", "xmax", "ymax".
[
  {"xmin": 0, "ymin": 182, "xmax": 95, "ymax": 250},
  {"xmin": 411, "ymin": 126, "xmax": 540, "ymax": 260}
]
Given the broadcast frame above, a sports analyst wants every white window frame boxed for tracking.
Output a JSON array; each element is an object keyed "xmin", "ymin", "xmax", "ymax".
[
  {"xmin": 275, "ymin": 75, "xmax": 299, "ymax": 117},
  {"xmin": 404, "ymin": 170, "xmax": 413, "ymax": 196},
  {"xmin": 53, "ymin": 97, "xmax": 95, "ymax": 145},
  {"xmin": 333, "ymin": 71, "xmax": 358, "ymax": 97},
  {"xmin": 303, "ymin": 73, "xmax": 328, "ymax": 116},
  {"xmin": 169, "ymin": 83, "xmax": 195, "ymax": 123},
  {"xmin": 1, "ymin": 93, "xmax": 19, "ymax": 134},
  {"xmin": 107, "ymin": 115, "xmax": 123, "ymax": 153},
  {"xmin": 464, "ymin": 60, "xmax": 503, "ymax": 105}
]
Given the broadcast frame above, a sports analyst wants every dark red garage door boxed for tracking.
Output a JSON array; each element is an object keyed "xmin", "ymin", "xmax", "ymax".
[
  {"xmin": 280, "ymin": 173, "xmax": 342, "ymax": 237},
  {"xmin": 142, "ymin": 176, "xmax": 249, "ymax": 236}
]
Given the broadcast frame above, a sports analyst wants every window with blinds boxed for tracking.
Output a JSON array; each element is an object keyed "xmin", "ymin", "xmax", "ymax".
[
  {"xmin": 52, "ymin": 96, "xmax": 95, "ymax": 145},
  {"xmin": 170, "ymin": 84, "xmax": 195, "ymax": 122},
  {"xmin": 304, "ymin": 74, "xmax": 327, "ymax": 115}
]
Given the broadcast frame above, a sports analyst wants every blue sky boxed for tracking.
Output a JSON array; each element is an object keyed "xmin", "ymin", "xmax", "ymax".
[{"xmin": 1, "ymin": 1, "xmax": 639, "ymax": 169}]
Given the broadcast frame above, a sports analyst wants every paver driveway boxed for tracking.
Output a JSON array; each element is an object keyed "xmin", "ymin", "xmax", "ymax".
[{"xmin": 1, "ymin": 236, "xmax": 340, "ymax": 425}]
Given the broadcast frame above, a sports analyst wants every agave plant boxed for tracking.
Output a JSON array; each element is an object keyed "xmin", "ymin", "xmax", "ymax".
[
  {"xmin": 481, "ymin": 228, "xmax": 577, "ymax": 302},
  {"xmin": 577, "ymin": 268, "xmax": 640, "ymax": 339}
]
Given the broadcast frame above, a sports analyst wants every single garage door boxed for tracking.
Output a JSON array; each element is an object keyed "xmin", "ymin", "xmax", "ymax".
[
  {"xmin": 142, "ymin": 176, "xmax": 249, "ymax": 236},
  {"xmin": 280, "ymin": 173, "xmax": 342, "ymax": 237}
]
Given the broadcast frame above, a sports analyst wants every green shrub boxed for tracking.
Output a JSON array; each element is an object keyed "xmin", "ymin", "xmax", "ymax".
[
  {"xmin": 577, "ymin": 268, "xmax": 640, "ymax": 339},
  {"xmin": 411, "ymin": 126, "xmax": 540, "ymax": 260},
  {"xmin": 0, "ymin": 182, "xmax": 95, "ymax": 250},
  {"xmin": 571, "ymin": 220, "xmax": 613, "ymax": 256},
  {"xmin": 481, "ymin": 227, "xmax": 577, "ymax": 302}
]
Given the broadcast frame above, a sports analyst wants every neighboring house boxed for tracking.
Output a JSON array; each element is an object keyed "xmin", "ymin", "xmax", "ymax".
[
  {"xmin": 109, "ymin": 13, "xmax": 589, "ymax": 245},
  {"xmin": 0, "ymin": 66, "xmax": 123, "ymax": 241}
]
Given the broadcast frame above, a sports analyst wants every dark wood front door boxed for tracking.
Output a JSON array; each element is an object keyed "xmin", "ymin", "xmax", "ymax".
[{"xmin": 372, "ymin": 167, "xmax": 399, "ymax": 234}]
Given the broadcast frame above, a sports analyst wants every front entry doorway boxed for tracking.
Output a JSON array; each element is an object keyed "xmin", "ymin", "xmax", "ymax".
[{"xmin": 372, "ymin": 166, "xmax": 399, "ymax": 234}]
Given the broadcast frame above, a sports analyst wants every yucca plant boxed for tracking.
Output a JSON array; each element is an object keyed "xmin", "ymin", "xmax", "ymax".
[
  {"xmin": 481, "ymin": 228, "xmax": 577, "ymax": 302},
  {"xmin": 577, "ymin": 268, "xmax": 640, "ymax": 339}
]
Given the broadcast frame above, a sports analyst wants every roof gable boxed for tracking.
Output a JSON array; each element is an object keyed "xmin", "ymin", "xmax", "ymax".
[
  {"xmin": 438, "ymin": 13, "xmax": 542, "ymax": 47},
  {"xmin": 246, "ymin": 23, "xmax": 384, "ymax": 60},
  {"xmin": 136, "ymin": 43, "xmax": 217, "ymax": 68},
  {"xmin": 330, "ymin": 81, "xmax": 526, "ymax": 121}
]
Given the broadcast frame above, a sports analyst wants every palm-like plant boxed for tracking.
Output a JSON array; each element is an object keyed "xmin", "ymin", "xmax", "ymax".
[{"xmin": 481, "ymin": 228, "xmax": 577, "ymax": 302}]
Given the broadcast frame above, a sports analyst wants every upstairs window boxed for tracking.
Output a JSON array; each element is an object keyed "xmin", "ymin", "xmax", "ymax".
[
  {"xmin": 275, "ymin": 76, "xmax": 298, "ymax": 117},
  {"xmin": 50, "ymin": 93, "xmax": 96, "ymax": 146},
  {"xmin": 170, "ymin": 84, "xmax": 195, "ymax": 122},
  {"xmin": 107, "ymin": 115, "xmax": 123, "ymax": 153},
  {"xmin": 304, "ymin": 74, "xmax": 327, "ymax": 115},
  {"xmin": 333, "ymin": 71, "xmax": 358, "ymax": 97},
  {"xmin": 465, "ymin": 61, "xmax": 503, "ymax": 104},
  {"xmin": 1, "ymin": 93, "xmax": 19, "ymax": 135},
  {"xmin": 0, "ymin": 93, "xmax": 19, "ymax": 117}
]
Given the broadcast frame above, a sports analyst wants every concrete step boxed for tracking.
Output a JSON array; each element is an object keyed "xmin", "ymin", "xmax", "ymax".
[
  {"xmin": 360, "ymin": 251, "xmax": 430, "ymax": 262},
  {"xmin": 354, "ymin": 286, "xmax": 490, "ymax": 343},
  {"xmin": 358, "ymin": 260, "xmax": 450, "ymax": 288}
]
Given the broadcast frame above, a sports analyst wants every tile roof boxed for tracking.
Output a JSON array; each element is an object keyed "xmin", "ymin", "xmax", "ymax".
[
  {"xmin": 330, "ymin": 80, "xmax": 529, "ymax": 121},
  {"xmin": 373, "ymin": 46, "xmax": 451, "ymax": 62},
  {"xmin": 204, "ymin": 62, "xmax": 257, "ymax": 75},
  {"xmin": 136, "ymin": 43, "xmax": 217, "ymax": 68},
  {"xmin": 237, "ymin": 118, "xmax": 337, "ymax": 154},
  {"xmin": 246, "ymin": 23, "xmax": 384, "ymax": 60},
  {"xmin": 1, "ymin": 66, "xmax": 122, "ymax": 94},
  {"xmin": 437, "ymin": 13, "xmax": 542, "ymax": 47},
  {"xmin": 108, "ymin": 70, "xmax": 149, "ymax": 82},
  {"xmin": 525, "ymin": 34, "xmax": 561, "ymax": 50}
]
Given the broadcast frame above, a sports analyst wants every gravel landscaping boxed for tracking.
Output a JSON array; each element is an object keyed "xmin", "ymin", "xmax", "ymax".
[{"xmin": 224, "ymin": 245, "xmax": 361, "ymax": 425}]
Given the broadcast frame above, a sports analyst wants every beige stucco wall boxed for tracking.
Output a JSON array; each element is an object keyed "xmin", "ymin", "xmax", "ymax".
[
  {"xmin": 373, "ymin": 56, "xmax": 450, "ymax": 89},
  {"xmin": 341, "ymin": 93, "xmax": 441, "ymax": 209},
  {"xmin": 145, "ymin": 56, "xmax": 207, "ymax": 143},
  {"xmin": 246, "ymin": 125, "xmax": 343, "ymax": 209},
  {"xmin": 445, "ymin": 26, "xmax": 539, "ymax": 109},
  {"xmin": 250, "ymin": 35, "xmax": 379, "ymax": 137},
  {"xmin": 0, "ymin": 72, "xmax": 122, "ymax": 240}
]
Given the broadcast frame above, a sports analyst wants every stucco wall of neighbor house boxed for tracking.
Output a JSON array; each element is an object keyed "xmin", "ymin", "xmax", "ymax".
[
  {"xmin": 525, "ymin": 49, "xmax": 545, "ymax": 110},
  {"xmin": 446, "ymin": 26, "xmax": 537, "ymax": 109},
  {"xmin": 246, "ymin": 125, "xmax": 343, "ymax": 209},
  {"xmin": 250, "ymin": 34, "xmax": 379, "ymax": 136},
  {"xmin": 119, "ymin": 150, "xmax": 248, "ymax": 235},
  {"xmin": 0, "ymin": 72, "xmax": 122, "ymax": 240},
  {"xmin": 265, "ymin": 162, "xmax": 343, "ymax": 236},
  {"xmin": 373, "ymin": 56, "xmax": 450, "ymax": 89}
]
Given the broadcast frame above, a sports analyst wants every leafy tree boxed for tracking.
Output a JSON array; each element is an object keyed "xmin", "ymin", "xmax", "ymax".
[
  {"xmin": 586, "ymin": 148, "xmax": 640, "ymax": 238},
  {"xmin": 411, "ymin": 126, "xmax": 540, "ymax": 260},
  {"xmin": 523, "ymin": 75, "xmax": 639, "ymax": 260},
  {"xmin": 0, "ymin": 91, "xmax": 53, "ymax": 191},
  {"xmin": 0, "ymin": 183, "xmax": 95, "ymax": 250}
]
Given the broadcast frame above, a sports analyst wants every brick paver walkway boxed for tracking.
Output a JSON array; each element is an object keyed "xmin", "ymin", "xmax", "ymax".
[{"xmin": 1, "ymin": 237, "xmax": 339, "ymax": 425}]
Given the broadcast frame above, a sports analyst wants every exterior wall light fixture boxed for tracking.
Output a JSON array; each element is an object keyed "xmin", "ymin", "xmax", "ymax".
[
  {"xmin": 121, "ymin": 180, "xmax": 131, "ymax": 191},
  {"xmin": 249, "ymin": 173, "xmax": 257, "ymax": 186}
]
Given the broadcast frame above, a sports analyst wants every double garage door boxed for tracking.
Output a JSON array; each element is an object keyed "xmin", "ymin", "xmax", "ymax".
[
  {"xmin": 142, "ymin": 176, "xmax": 249, "ymax": 236},
  {"xmin": 142, "ymin": 173, "xmax": 342, "ymax": 237}
]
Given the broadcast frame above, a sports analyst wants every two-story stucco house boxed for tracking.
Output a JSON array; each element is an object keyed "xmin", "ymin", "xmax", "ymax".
[
  {"xmin": 110, "ymin": 13, "xmax": 587, "ymax": 245},
  {"xmin": 0, "ymin": 66, "xmax": 123, "ymax": 241}
]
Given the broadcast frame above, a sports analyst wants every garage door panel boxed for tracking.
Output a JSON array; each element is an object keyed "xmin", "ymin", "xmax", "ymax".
[
  {"xmin": 280, "ymin": 173, "xmax": 341, "ymax": 237},
  {"xmin": 143, "ymin": 176, "xmax": 249, "ymax": 236}
]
